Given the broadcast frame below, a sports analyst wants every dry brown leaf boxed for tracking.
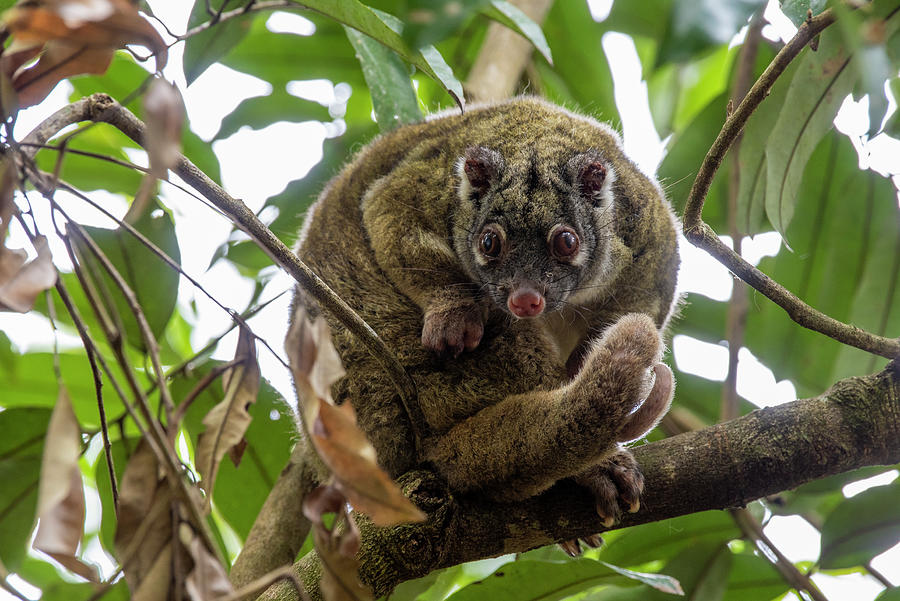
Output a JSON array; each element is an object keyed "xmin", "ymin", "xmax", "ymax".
[
  {"xmin": 0, "ymin": 234, "xmax": 59, "ymax": 312},
  {"xmin": 115, "ymin": 440, "xmax": 173, "ymax": 595},
  {"xmin": 195, "ymin": 325, "xmax": 259, "ymax": 497},
  {"xmin": 143, "ymin": 78, "xmax": 184, "ymax": 176},
  {"xmin": 313, "ymin": 402, "xmax": 424, "ymax": 526},
  {"xmin": 33, "ymin": 387, "xmax": 99, "ymax": 582},
  {"xmin": 2, "ymin": 0, "xmax": 168, "ymax": 108},
  {"xmin": 182, "ymin": 525, "xmax": 233, "ymax": 601},
  {"xmin": 313, "ymin": 519, "xmax": 373, "ymax": 601},
  {"xmin": 131, "ymin": 545, "xmax": 172, "ymax": 601},
  {"xmin": 285, "ymin": 309, "xmax": 425, "ymax": 526},
  {"xmin": 0, "ymin": 161, "xmax": 56, "ymax": 312}
]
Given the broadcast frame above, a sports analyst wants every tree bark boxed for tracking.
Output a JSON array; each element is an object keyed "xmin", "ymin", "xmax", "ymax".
[{"xmin": 255, "ymin": 360, "xmax": 900, "ymax": 600}]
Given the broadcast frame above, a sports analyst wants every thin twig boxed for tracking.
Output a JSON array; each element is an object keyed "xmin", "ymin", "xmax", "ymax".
[
  {"xmin": 176, "ymin": 1, "xmax": 294, "ymax": 44},
  {"xmin": 170, "ymin": 357, "xmax": 243, "ymax": 428},
  {"xmin": 731, "ymin": 508, "xmax": 829, "ymax": 601},
  {"xmin": 53, "ymin": 268, "xmax": 121, "ymax": 509},
  {"xmin": 681, "ymin": 9, "xmax": 900, "ymax": 361}
]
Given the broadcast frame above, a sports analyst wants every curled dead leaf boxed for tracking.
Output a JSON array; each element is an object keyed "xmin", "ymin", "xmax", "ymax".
[
  {"xmin": 114, "ymin": 440, "xmax": 173, "ymax": 595},
  {"xmin": 33, "ymin": 387, "xmax": 99, "ymax": 582},
  {"xmin": 1, "ymin": 0, "xmax": 168, "ymax": 108},
  {"xmin": 286, "ymin": 309, "xmax": 425, "ymax": 527},
  {"xmin": 312, "ymin": 514, "xmax": 373, "ymax": 601},
  {"xmin": 181, "ymin": 524, "xmax": 233, "ymax": 601},
  {"xmin": 195, "ymin": 324, "xmax": 260, "ymax": 497},
  {"xmin": 0, "ymin": 234, "xmax": 58, "ymax": 312},
  {"xmin": 0, "ymin": 160, "xmax": 57, "ymax": 312},
  {"xmin": 144, "ymin": 78, "xmax": 185, "ymax": 176}
]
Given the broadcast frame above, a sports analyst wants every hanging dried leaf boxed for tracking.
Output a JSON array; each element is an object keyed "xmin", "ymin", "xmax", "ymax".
[
  {"xmin": 310, "ymin": 496, "xmax": 373, "ymax": 601},
  {"xmin": 285, "ymin": 310, "xmax": 425, "ymax": 526},
  {"xmin": 0, "ymin": 161, "xmax": 57, "ymax": 312},
  {"xmin": 115, "ymin": 440, "xmax": 173, "ymax": 597},
  {"xmin": 1, "ymin": 0, "xmax": 168, "ymax": 108},
  {"xmin": 33, "ymin": 387, "xmax": 99, "ymax": 582},
  {"xmin": 0, "ymin": 234, "xmax": 58, "ymax": 312},
  {"xmin": 195, "ymin": 324, "xmax": 260, "ymax": 497},
  {"xmin": 182, "ymin": 525, "xmax": 233, "ymax": 601},
  {"xmin": 143, "ymin": 78, "xmax": 185, "ymax": 176}
]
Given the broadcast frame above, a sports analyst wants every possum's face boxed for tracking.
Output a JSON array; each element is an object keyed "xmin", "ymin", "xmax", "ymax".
[{"xmin": 452, "ymin": 145, "xmax": 618, "ymax": 319}]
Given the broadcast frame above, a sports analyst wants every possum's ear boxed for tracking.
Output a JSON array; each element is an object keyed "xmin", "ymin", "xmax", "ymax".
[
  {"xmin": 568, "ymin": 152, "xmax": 617, "ymax": 207},
  {"xmin": 457, "ymin": 146, "xmax": 504, "ymax": 203}
]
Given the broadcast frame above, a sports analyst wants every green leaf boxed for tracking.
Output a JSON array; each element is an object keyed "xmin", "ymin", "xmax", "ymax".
[
  {"xmin": 736, "ymin": 56, "xmax": 801, "ymax": 235},
  {"xmin": 394, "ymin": 0, "xmax": 489, "ymax": 49},
  {"xmin": 214, "ymin": 91, "xmax": 331, "ymax": 140},
  {"xmin": 658, "ymin": 92, "xmax": 730, "ymax": 232},
  {"xmin": 764, "ymin": 26, "xmax": 858, "ymax": 237},
  {"xmin": 35, "ymin": 125, "xmax": 143, "ymax": 195},
  {"xmin": 819, "ymin": 483, "xmax": 900, "ymax": 569},
  {"xmin": 601, "ymin": 562, "xmax": 683, "ymax": 595},
  {"xmin": 183, "ymin": 0, "xmax": 257, "ymax": 85},
  {"xmin": 597, "ymin": 511, "xmax": 740, "ymax": 566},
  {"xmin": 0, "ymin": 351, "xmax": 131, "ymax": 428},
  {"xmin": 94, "ymin": 438, "xmax": 134, "ymax": 553},
  {"xmin": 182, "ymin": 127, "xmax": 223, "ymax": 183},
  {"xmin": 344, "ymin": 24, "xmax": 423, "ymax": 131},
  {"xmin": 538, "ymin": 0, "xmax": 617, "ymax": 120},
  {"xmin": 743, "ymin": 132, "xmax": 899, "ymax": 395},
  {"xmin": 443, "ymin": 558, "xmax": 632, "ymax": 601},
  {"xmin": 657, "ymin": 0, "xmax": 764, "ymax": 66},
  {"xmin": 78, "ymin": 205, "xmax": 181, "ymax": 352},
  {"xmin": 69, "ymin": 51, "xmax": 151, "ymax": 110},
  {"xmin": 876, "ymin": 587, "xmax": 900, "ymax": 601},
  {"xmin": 780, "ymin": 0, "xmax": 828, "ymax": 27},
  {"xmin": 0, "ymin": 408, "xmax": 50, "ymax": 571},
  {"xmin": 177, "ymin": 362, "xmax": 294, "ymax": 539},
  {"xmin": 885, "ymin": 78, "xmax": 900, "ymax": 137},
  {"xmin": 482, "ymin": 1, "xmax": 553, "ymax": 64},
  {"xmin": 723, "ymin": 551, "xmax": 789, "ymax": 601},
  {"xmin": 291, "ymin": 0, "xmax": 464, "ymax": 106}
]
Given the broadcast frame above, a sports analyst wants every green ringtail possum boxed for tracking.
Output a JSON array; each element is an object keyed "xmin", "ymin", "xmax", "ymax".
[{"xmin": 289, "ymin": 97, "xmax": 680, "ymax": 545}]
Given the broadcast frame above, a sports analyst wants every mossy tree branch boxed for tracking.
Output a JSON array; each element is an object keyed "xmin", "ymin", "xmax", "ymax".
[{"xmin": 248, "ymin": 361, "xmax": 900, "ymax": 600}]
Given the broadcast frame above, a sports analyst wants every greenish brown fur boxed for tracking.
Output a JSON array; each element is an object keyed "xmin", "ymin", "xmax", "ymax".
[{"xmin": 290, "ymin": 97, "xmax": 679, "ymax": 503}]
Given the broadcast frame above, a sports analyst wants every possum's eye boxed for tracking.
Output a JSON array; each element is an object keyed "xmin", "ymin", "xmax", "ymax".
[
  {"xmin": 549, "ymin": 226, "xmax": 580, "ymax": 260},
  {"xmin": 479, "ymin": 226, "xmax": 504, "ymax": 259}
]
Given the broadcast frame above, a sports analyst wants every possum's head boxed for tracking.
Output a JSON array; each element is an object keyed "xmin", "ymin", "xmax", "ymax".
[{"xmin": 452, "ymin": 145, "xmax": 618, "ymax": 319}]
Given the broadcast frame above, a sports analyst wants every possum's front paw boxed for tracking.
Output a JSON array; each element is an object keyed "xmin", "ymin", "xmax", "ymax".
[
  {"xmin": 559, "ymin": 449, "xmax": 644, "ymax": 557},
  {"xmin": 422, "ymin": 302, "xmax": 484, "ymax": 357}
]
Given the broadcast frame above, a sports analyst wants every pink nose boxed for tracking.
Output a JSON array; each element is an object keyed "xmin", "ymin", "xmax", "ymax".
[{"xmin": 508, "ymin": 288, "xmax": 545, "ymax": 317}]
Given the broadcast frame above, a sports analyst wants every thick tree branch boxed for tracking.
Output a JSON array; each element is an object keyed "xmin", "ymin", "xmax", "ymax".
[
  {"xmin": 256, "ymin": 361, "xmax": 900, "ymax": 600},
  {"xmin": 681, "ymin": 9, "xmax": 900, "ymax": 361}
]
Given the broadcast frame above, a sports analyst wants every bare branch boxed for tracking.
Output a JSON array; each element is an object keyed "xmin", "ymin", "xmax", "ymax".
[{"xmin": 681, "ymin": 9, "xmax": 900, "ymax": 360}]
